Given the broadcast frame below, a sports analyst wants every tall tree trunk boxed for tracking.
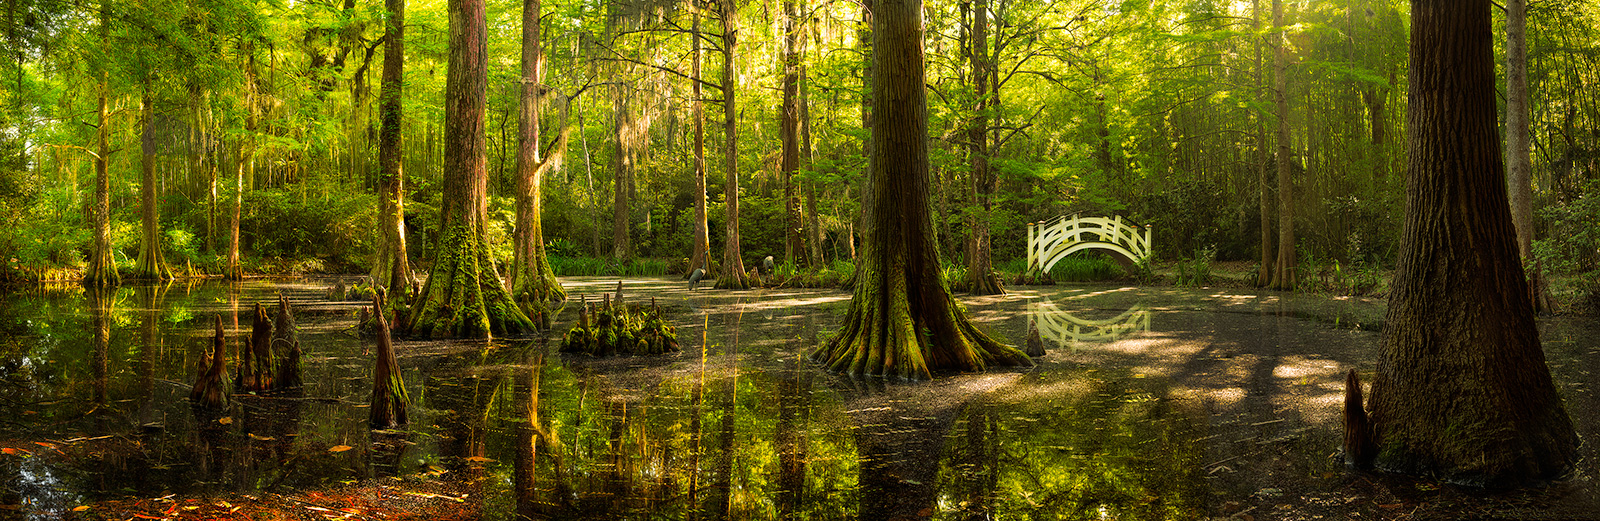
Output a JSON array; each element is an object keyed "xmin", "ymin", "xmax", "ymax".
[
  {"xmin": 688, "ymin": 7, "xmax": 711, "ymax": 275},
  {"xmin": 1503, "ymin": 0, "xmax": 1550, "ymax": 312},
  {"xmin": 781, "ymin": 0, "xmax": 802, "ymax": 266},
  {"xmin": 809, "ymin": 0, "xmax": 1030, "ymax": 379},
  {"xmin": 965, "ymin": 0, "xmax": 1002, "ymax": 296},
  {"xmin": 1268, "ymin": 0, "xmax": 1295, "ymax": 290},
  {"xmin": 404, "ymin": 0, "xmax": 535, "ymax": 339},
  {"xmin": 374, "ymin": 0, "xmax": 413, "ymax": 301},
  {"xmin": 841, "ymin": 0, "xmax": 872, "ymax": 286},
  {"xmin": 684, "ymin": 7, "xmax": 710, "ymax": 276},
  {"xmin": 1361, "ymin": 0, "xmax": 1577, "ymax": 486},
  {"xmin": 512, "ymin": 0, "xmax": 565, "ymax": 303},
  {"xmin": 134, "ymin": 86, "xmax": 172, "ymax": 280},
  {"xmin": 611, "ymin": 86, "xmax": 633, "ymax": 262},
  {"xmin": 85, "ymin": 63, "xmax": 118, "ymax": 288},
  {"xmin": 802, "ymin": 43, "xmax": 824, "ymax": 269},
  {"xmin": 1255, "ymin": 0, "xmax": 1273, "ymax": 287},
  {"xmin": 715, "ymin": 0, "xmax": 749, "ymax": 289},
  {"xmin": 226, "ymin": 46, "xmax": 257, "ymax": 281}
]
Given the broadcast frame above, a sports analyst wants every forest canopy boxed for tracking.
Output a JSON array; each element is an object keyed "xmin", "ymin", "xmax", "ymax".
[{"xmin": 2, "ymin": 0, "xmax": 1599, "ymax": 296}]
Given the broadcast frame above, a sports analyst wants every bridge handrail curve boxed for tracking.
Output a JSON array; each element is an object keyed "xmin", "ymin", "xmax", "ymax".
[{"xmin": 1027, "ymin": 214, "xmax": 1152, "ymax": 275}]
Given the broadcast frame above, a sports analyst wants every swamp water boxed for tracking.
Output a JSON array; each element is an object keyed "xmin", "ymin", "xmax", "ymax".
[{"xmin": 2, "ymin": 277, "xmax": 1598, "ymax": 520}]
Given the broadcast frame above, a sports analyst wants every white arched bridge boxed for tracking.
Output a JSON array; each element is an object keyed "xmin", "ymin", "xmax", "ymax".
[
  {"xmin": 1027, "ymin": 300, "xmax": 1152, "ymax": 350},
  {"xmin": 1026, "ymin": 214, "xmax": 1152, "ymax": 275}
]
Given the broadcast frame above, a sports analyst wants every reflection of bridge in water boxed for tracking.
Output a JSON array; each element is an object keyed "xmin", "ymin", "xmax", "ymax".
[{"xmin": 1027, "ymin": 299, "xmax": 1151, "ymax": 350}]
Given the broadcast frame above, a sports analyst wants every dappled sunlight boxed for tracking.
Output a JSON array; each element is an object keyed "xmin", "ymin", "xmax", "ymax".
[{"xmin": 1271, "ymin": 357, "xmax": 1343, "ymax": 380}]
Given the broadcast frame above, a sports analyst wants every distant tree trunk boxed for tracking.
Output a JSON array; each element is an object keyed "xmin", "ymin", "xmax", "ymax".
[
  {"xmin": 1362, "ymin": 0, "xmax": 1578, "ymax": 486},
  {"xmin": 374, "ymin": 0, "xmax": 413, "ymax": 300},
  {"xmin": 802, "ymin": 45, "xmax": 824, "ymax": 269},
  {"xmin": 715, "ymin": 0, "xmax": 749, "ymax": 289},
  {"xmin": 965, "ymin": 0, "xmax": 1002, "ymax": 296},
  {"xmin": 1268, "ymin": 0, "xmax": 1295, "ymax": 291},
  {"xmin": 1503, "ymin": 0, "xmax": 1550, "ymax": 312},
  {"xmin": 404, "ymin": 0, "xmax": 535, "ymax": 339},
  {"xmin": 511, "ymin": 0, "xmax": 565, "ymax": 303},
  {"xmin": 781, "ymin": 0, "xmax": 803, "ymax": 266},
  {"xmin": 1254, "ymin": 0, "xmax": 1273, "ymax": 287},
  {"xmin": 85, "ymin": 64, "xmax": 118, "ymax": 288},
  {"xmin": 226, "ymin": 46, "xmax": 257, "ymax": 281},
  {"xmin": 611, "ymin": 86, "xmax": 633, "ymax": 262},
  {"xmin": 133, "ymin": 86, "xmax": 172, "ymax": 280},
  {"xmin": 688, "ymin": 7, "xmax": 711, "ymax": 276},
  {"xmin": 810, "ymin": 0, "xmax": 1031, "ymax": 379},
  {"xmin": 841, "ymin": 0, "xmax": 871, "ymax": 286}
]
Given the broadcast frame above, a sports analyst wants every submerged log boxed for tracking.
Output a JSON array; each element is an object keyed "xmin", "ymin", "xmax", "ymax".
[
  {"xmin": 369, "ymin": 296, "xmax": 409, "ymax": 429},
  {"xmin": 190, "ymin": 315, "xmax": 231, "ymax": 410},
  {"xmin": 273, "ymin": 294, "xmax": 303, "ymax": 390}
]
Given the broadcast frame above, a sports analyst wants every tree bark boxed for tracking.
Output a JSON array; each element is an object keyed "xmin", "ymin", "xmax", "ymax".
[
  {"xmin": 611, "ymin": 85, "xmax": 634, "ymax": 262},
  {"xmin": 85, "ymin": 63, "xmax": 118, "ymax": 288},
  {"xmin": 511, "ymin": 0, "xmax": 565, "ymax": 303},
  {"xmin": 1254, "ymin": 0, "xmax": 1273, "ymax": 287},
  {"xmin": 134, "ymin": 86, "xmax": 171, "ymax": 280},
  {"xmin": 810, "ymin": 0, "xmax": 1030, "ymax": 379},
  {"xmin": 374, "ymin": 0, "xmax": 413, "ymax": 300},
  {"xmin": 404, "ymin": 0, "xmax": 535, "ymax": 339},
  {"xmin": 715, "ymin": 0, "xmax": 748, "ymax": 289},
  {"xmin": 965, "ymin": 0, "xmax": 1002, "ymax": 296},
  {"xmin": 1363, "ymin": 0, "xmax": 1577, "ymax": 486},
  {"xmin": 1268, "ymin": 0, "xmax": 1294, "ymax": 291},
  {"xmin": 688, "ymin": 6, "xmax": 711, "ymax": 276},
  {"xmin": 781, "ymin": 0, "xmax": 803, "ymax": 267},
  {"xmin": 1503, "ymin": 0, "xmax": 1550, "ymax": 313},
  {"xmin": 226, "ymin": 45, "xmax": 257, "ymax": 281}
]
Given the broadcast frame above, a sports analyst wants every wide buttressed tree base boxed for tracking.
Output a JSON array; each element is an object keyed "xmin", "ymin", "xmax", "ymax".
[
  {"xmin": 809, "ymin": 0, "xmax": 1030, "ymax": 380},
  {"xmin": 1362, "ymin": 0, "xmax": 1576, "ymax": 487},
  {"xmin": 403, "ymin": 0, "xmax": 533, "ymax": 339}
]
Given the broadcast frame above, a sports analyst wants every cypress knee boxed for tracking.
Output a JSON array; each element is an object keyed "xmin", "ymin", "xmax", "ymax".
[
  {"xmin": 370, "ymin": 298, "xmax": 410, "ymax": 429},
  {"xmin": 190, "ymin": 315, "xmax": 231, "ymax": 410},
  {"xmin": 1343, "ymin": 369, "xmax": 1375, "ymax": 468},
  {"xmin": 273, "ymin": 295, "xmax": 303, "ymax": 390}
]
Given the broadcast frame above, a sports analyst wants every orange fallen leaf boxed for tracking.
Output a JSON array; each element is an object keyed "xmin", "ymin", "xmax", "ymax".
[
  {"xmin": 71, "ymin": 506, "xmax": 89, "ymax": 512},
  {"xmin": 328, "ymin": 445, "xmax": 354, "ymax": 452},
  {"xmin": 248, "ymin": 433, "xmax": 276, "ymax": 441},
  {"xmin": 34, "ymin": 442, "xmax": 56, "ymax": 450},
  {"xmin": 1, "ymin": 447, "xmax": 29, "ymax": 455},
  {"xmin": 218, "ymin": 417, "xmax": 234, "ymax": 425},
  {"xmin": 463, "ymin": 456, "xmax": 495, "ymax": 463}
]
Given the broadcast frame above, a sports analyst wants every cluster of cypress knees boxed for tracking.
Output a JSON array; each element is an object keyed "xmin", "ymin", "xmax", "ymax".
[
  {"xmin": 189, "ymin": 292, "xmax": 410, "ymax": 430},
  {"xmin": 561, "ymin": 282, "xmax": 680, "ymax": 356}
]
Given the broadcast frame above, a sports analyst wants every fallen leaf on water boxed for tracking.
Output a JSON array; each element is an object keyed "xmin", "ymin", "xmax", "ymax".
[
  {"xmin": 248, "ymin": 433, "xmax": 276, "ymax": 441},
  {"xmin": 328, "ymin": 445, "xmax": 354, "ymax": 452},
  {"xmin": 218, "ymin": 417, "xmax": 233, "ymax": 425},
  {"xmin": 464, "ymin": 456, "xmax": 496, "ymax": 463},
  {"xmin": 71, "ymin": 506, "xmax": 89, "ymax": 512},
  {"xmin": 34, "ymin": 442, "xmax": 56, "ymax": 450},
  {"xmin": 1, "ymin": 447, "xmax": 29, "ymax": 455}
]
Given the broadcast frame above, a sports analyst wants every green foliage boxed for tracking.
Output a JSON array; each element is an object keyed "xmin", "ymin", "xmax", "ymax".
[
  {"xmin": 237, "ymin": 188, "xmax": 377, "ymax": 272},
  {"xmin": 1050, "ymin": 254, "xmax": 1127, "ymax": 283},
  {"xmin": 1295, "ymin": 243, "xmax": 1384, "ymax": 296},
  {"xmin": 547, "ymin": 256, "xmax": 669, "ymax": 277},
  {"xmin": 1172, "ymin": 245, "xmax": 1216, "ymax": 288}
]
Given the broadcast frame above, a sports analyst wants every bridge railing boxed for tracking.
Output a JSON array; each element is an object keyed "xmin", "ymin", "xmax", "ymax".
[{"xmin": 1027, "ymin": 214, "xmax": 1152, "ymax": 275}]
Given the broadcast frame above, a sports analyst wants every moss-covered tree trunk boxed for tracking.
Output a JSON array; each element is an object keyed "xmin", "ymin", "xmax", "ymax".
[
  {"xmin": 810, "ymin": 0, "xmax": 1030, "ymax": 380},
  {"xmin": 964, "ymin": 0, "xmax": 1003, "ymax": 296},
  {"xmin": 373, "ymin": 0, "xmax": 413, "ymax": 300},
  {"xmin": 687, "ymin": 6, "xmax": 711, "ymax": 277},
  {"xmin": 1362, "ymin": 0, "xmax": 1578, "ymax": 487},
  {"xmin": 714, "ymin": 0, "xmax": 749, "ymax": 289},
  {"xmin": 405, "ymin": 0, "xmax": 533, "ymax": 339},
  {"xmin": 780, "ymin": 0, "xmax": 802, "ymax": 266},
  {"xmin": 510, "ymin": 0, "xmax": 565, "ymax": 304},
  {"xmin": 133, "ymin": 87, "xmax": 172, "ymax": 280},
  {"xmin": 84, "ymin": 63, "xmax": 118, "ymax": 289}
]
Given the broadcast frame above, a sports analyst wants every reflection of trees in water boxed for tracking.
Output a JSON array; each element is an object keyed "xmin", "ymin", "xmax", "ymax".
[
  {"xmin": 934, "ymin": 371, "xmax": 1207, "ymax": 520},
  {"xmin": 503, "ymin": 349, "xmax": 858, "ymax": 520},
  {"xmin": 1027, "ymin": 299, "xmax": 1152, "ymax": 350}
]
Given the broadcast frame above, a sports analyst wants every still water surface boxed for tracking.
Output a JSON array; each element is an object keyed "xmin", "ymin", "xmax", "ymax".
[{"xmin": 5, "ymin": 278, "xmax": 1589, "ymax": 519}]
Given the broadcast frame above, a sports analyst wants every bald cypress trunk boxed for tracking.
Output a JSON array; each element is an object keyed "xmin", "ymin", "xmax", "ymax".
[
  {"xmin": 714, "ymin": 0, "xmax": 748, "ymax": 289},
  {"xmin": 1363, "ymin": 0, "xmax": 1577, "ymax": 486},
  {"xmin": 965, "ymin": 0, "xmax": 1002, "ymax": 296},
  {"xmin": 405, "ymin": 0, "xmax": 534, "ymax": 339},
  {"xmin": 133, "ymin": 86, "xmax": 172, "ymax": 280},
  {"xmin": 511, "ymin": 0, "xmax": 564, "ymax": 303},
  {"xmin": 688, "ymin": 8, "xmax": 711, "ymax": 276},
  {"xmin": 1268, "ymin": 0, "xmax": 1294, "ymax": 291},
  {"xmin": 810, "ymin": 0, "xmax": 1030, "ymax": 379},
  {"xmin": 374, "ymin": 0, "xmax": 413, "ymax": 299}
]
